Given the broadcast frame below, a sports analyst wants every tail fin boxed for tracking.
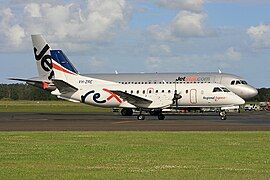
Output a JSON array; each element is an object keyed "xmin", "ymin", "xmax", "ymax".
[{"xmin": 31, "ymin": 35, "xmax": 54, "ymax": 81}]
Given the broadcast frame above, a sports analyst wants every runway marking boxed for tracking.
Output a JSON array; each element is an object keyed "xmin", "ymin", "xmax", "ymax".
[{"xmin": 113, "ymin": 121, "xmax": 134, "ymax": 124}]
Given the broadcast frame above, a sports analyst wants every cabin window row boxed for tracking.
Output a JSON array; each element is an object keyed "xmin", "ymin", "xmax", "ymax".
[
  {"xmin": 124, "ymin": 90, "xmax": 191, "ymax": 94},
  {"xmin": 119, "ymin": 81, "xmax": 212, "ymax": 84},
  {"xmin": 125, "ymin": 90, "xmax": 173, "ymax": 94}
]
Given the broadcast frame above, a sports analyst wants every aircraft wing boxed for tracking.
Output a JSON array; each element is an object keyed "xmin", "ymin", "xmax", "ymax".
[
  {"xmin": 52, "ymin": 79, "xmax": 78, "ymax": 94},
  {"xmin": 111, "ymin": 90, "xmax": 152, "ymax": 107}
]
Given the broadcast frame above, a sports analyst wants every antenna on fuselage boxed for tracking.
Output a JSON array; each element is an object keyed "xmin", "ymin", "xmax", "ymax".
[{"xmin": 218, "ymin": 69, "xmax": 222, "ymax": 74}]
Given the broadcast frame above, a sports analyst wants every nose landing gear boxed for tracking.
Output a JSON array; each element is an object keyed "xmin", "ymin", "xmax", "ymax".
[{"xmin": 219, "ymin": 110, "xmax": 227, "ymax": 120}]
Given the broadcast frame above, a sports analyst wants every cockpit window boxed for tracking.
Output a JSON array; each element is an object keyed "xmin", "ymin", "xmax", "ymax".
[
  {"xmin": 236, "ymin": 81, "xmax": 241, "ymax": 85},
  {"xmin": 241, "ymin": 80, "xmax": 247, "ymax": 85},
  {"xmin": 231, "ymin": 80, "xmax": 235, "ymax": 85},
  {"xmin": 221, "ymin": 87, "xmax": 230, "ymax": 92},
  {"xmin": 213, "ymin": 87, "xmax": 223, "ymax": 92}
]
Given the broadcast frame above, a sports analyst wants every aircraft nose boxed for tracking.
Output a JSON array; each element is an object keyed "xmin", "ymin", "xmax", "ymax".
[
  {"xmin": 241, "ymin": 86, "xmax": 258, "ymax": 99},
  {"xmin": 235, "ymin": 95, "xmax": 245, "ymax": 105},
  {"xmin": 250, "ymin": 88, "xmax": 258, "ymax": 98}
]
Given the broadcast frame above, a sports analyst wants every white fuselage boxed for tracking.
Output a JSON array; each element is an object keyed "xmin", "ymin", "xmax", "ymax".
[{"xmin": 53, "ymin": 74, "xmax": 245, "ymax": 109}]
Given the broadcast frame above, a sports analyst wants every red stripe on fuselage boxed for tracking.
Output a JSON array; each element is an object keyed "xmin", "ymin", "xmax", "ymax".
[{"xmin": 52, "ymin": 63, "xmax": 74, "ymax": 75}]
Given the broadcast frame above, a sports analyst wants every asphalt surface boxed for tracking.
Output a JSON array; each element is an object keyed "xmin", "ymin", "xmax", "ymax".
[{"xmin": 0, "ymin": 111, "xmax": 270, "ymax": 131}]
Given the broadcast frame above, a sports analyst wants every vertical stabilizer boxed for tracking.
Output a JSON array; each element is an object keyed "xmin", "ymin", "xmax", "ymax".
[{"xmin": 31, "ymin": 35, "xmax": 54, "ymax": 81}]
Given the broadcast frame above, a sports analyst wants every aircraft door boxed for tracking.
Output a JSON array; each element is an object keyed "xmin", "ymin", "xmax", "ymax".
[{"xmin": 190, "ymin": 89, "xmax": 197, "ymax": 104}]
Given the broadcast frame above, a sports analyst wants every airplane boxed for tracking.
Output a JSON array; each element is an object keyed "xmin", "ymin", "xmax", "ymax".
[{"xmin": 10, "ymin": 35, "xmax": 247, "ymax": 120}]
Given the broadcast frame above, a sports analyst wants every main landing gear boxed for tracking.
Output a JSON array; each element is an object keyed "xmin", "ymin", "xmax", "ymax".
[
  {"xmin": 121, "ymin": 108, "xmax": 133, "ymax": 116},
  {"xmin": 136, "ymin": 109, "xmax": 165, "ymax": 120},
  {"xmin": 219, "ymin": 110, "xmax": 227, "ymax": 120}
]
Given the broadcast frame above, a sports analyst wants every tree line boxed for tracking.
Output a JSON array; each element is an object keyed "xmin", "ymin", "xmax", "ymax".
[
  {"xmin": 0, "ymin": 84, "xmax": 57, "ymax": 100},
  {"xmin": 0, "ymin": 83, "xmax": 269, "ymax": 101}
]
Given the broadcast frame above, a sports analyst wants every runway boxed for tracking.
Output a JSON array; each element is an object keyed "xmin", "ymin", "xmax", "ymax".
[{"xmin": 0, "ymin": 111, "xmax": 270, "ymax": 131}]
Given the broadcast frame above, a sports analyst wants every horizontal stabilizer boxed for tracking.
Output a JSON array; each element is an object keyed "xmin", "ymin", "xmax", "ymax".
[
  {"xmin": 8, "ymin": 77, "xmax": 50, "ymax": 84},
  {"xmin": 111, "ymin": 90, "xmax": 152, "ymax": 107},
  {"xmin": 52, "ymin": 79, "xmax": 78, "ymax": 94},
  {"xmin": 8, "ymin": 77, "xmax": 55, "ymax": 90}
]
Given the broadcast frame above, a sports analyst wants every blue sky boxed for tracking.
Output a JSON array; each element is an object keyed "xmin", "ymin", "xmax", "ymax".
[{"xmin": 0, "ymin": 0, "xmax": 269, "ymax": 87}]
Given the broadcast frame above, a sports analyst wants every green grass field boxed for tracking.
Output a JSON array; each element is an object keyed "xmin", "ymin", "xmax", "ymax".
[
  {"xmin": 0, "ymin": 100, "xmax": 109, "ymax": 112},
  {"xmin": 0, "ymin": 131, "xmax": 269, "ymax": 179}
]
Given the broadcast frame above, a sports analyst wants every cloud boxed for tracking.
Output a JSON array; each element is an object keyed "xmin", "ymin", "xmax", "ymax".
[
  {"xmin": 225, "ymin": 47, "xmax": 242, "ymax": 61},
  {"xmin": 0, "ymin": 0, "xmax": 130, "ymax": 52},
  {"xmin": 247, "ymin": 23, "xmax": 270, "ymax": 49},
  {"xmin": 149, "ymin": 44, "xmax": 171, "ymax": 55},
  {"xmin": 0, "ymin": 8, "xmax": 26, "ymax": 47},
  {"xmin": 155, "ymin": 0, "xmax": 204, "ymax": 12},
  {"xmin": 148, "ymin": 11, "xmax": 210, "ymax": 41},
  {"xmin": 89, "ymin": 57, "xmax": 105, "ymax": 68},
  {"xmin": 145, "ymin": 47, "xmax": 242, "ymax": 71},
  {"xmin": 24, "ymin": 3, "xmax": 41, "ymax": 17}
]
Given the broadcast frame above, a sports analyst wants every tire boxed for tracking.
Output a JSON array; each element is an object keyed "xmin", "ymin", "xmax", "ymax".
[
  {"xmin": 137, "ymin": 115, "xmax": 145, "ymax": 120},
  {"xmin": 158, "ymin": 114, "xmax": 165, "ymax": 120},
  {"xmin": 220, "ymin": 115, "xmax": 227, "ymax": 120}
]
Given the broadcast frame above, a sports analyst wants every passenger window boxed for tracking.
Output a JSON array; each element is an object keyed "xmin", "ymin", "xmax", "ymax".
[
  {"xmin": 138, "ymin": 82, "xmax": 140, "ymax": 84},
  {"xmin": 135, "ymin": 82, "xmax": 137, "ymax": 84},
  {"xmin": 143, "ymin": 90, "xmax": 145, "ymax": 94},
  {"xmin": 236, "ymin": 81, "xmax": 240, "ymax": 85},
  {"xmin": 137, "ymin": 90, "xmax": 139, "ymax": 94},
  {"xmin": 131, "ymin": 90, "xmax": 133, "ymax": 94},
  {"xmin": 155, "ymin": 90, "xmax": 158, "ymax": 93},
  {"xmin": 186, "ymin": 90, "xmax": 188, "ymax": 94},
  {"xmin": 231, "ymin": 80, "xmax": 235, "ymax": 85},
  {"xmin": 213, "ymin": 87, "xmax": 222, "ymax": 92},
  {"xmin": 149, "ymin": 90, "xmax": 152, "ymax": 93},
  {"xmin": 168, "ymin": 90, "xmax": 171, "ymax": 93},
  {"xmin": 162, "ymin": 90, "xmax": 164, "ymax": 93},
  {"xmin": 241, "ymin": 80, "xmax": 247, "ymax": 85},
  {"xmin": 141, "ymin": 82, "xmax": 144, "ymax": 84}
]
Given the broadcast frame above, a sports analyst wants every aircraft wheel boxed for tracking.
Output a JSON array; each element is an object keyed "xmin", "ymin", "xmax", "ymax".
[
  {"xmin": 137, "ymin": 115, "xmax": 145, "ymax": 120},
  {"xmin": 220, "ymin": 115, "xmax": 227, "ymax": 120},
  {"xmin": 219, "ymin": 111, "xmax": 227, "ymax": 120},
  {"xmin": 158, "ymin": 114, "xmax": 165, "ymax": 120}
]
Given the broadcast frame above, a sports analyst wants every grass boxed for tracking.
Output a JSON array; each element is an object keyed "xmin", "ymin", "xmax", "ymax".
[
  {"xmin": 0, "ymin": 100, "xmax": 109, "ymax": 112},
  {"xmin": 0, "ymin": 131, "xmax": 269, "ymax": 179}
]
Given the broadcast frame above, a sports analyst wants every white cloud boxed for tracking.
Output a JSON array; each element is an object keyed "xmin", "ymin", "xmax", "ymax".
[
  {"xmin": 247, "ymin": 23, "xmax": 270, "ymax": 49},
  {"xmin": 155, "ymin": 0, "xmax": 204, "ymax": 12},
  {"xmin": 148, "ymin": 11, "xmax": 209, "ymax": 41},
  {"xmin": 0, "ymin": 0, "xmax": 130, "ymax": 51},
  {"xmin": 90, "ymin": 57, "xmax": 105, "ymax": 68},
  {"xmin": 172, "ymin": 11, "xmax": 207, "ymax": 37},
  {"xmin": 145, "ymin": 47, "xmax": 242, "ymax": 71},
  {"xmin": 225, "ymin": 47, "xmax": 242, "ymax": 61},
  {"xmin": 0, "ymin": 8, "xmax": 26, "ymax": 47},
  {"xmin": 24, "ymin": 3, "xmax": 41, "ymax": 17},
  {"xmin": 149, "ymin": 44, "xmax": 171, "ymax": 55}
]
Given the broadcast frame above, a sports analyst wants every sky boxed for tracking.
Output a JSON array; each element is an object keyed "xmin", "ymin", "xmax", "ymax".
[{"xmin": 0, "ymin": 0, "xmax": 269, "ymax": 87}]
